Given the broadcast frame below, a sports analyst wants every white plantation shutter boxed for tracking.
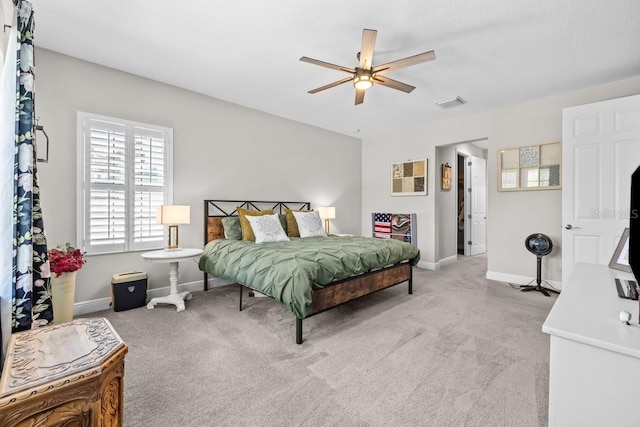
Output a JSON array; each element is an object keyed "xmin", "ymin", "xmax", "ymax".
[
  {"xmin": 78, "ymin": 113, "xmax": 173, "ymax": 254},
  {"xmin": 132, "ymin": 128, "xmax": 166, "ymax": 245}
]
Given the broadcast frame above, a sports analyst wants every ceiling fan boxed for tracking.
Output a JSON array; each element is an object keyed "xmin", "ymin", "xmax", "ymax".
[{"xmin": 300, "ymin": 29, "xmax": 435, "ymax": 105}]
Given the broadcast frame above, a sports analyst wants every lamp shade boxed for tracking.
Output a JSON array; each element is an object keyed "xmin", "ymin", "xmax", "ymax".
[
  {"xmin": 317, "ymin": 206, "xmax": 335, "ymax": 220},
  {"xmin": 157, "ymin": 205, "xmax": 190, "ymax": 225}
]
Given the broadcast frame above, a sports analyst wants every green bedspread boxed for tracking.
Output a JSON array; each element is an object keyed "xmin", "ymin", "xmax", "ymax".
[{"xmin": 199, "ymin": 236, "xmax": 420, "ymax": 318}]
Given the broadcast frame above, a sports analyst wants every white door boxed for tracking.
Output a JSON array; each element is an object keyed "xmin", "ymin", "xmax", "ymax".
[
  {"xmin": 469, "ymin": 156, "xmax": 487, "ymax": 256},
  {"xmin": 562, "ymin": 94, "xmax": 640, "ymax": 286}
]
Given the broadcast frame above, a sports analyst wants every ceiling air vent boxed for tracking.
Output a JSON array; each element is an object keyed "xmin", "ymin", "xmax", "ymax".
[{"xmin": 435, "ymin": 96, "xmax": 467, "ymax": 109}]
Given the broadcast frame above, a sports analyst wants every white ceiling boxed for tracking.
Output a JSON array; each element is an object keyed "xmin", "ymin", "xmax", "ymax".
[{"xmin": 29, "ymin": 0, "xmax": 640, "ymax": 139}]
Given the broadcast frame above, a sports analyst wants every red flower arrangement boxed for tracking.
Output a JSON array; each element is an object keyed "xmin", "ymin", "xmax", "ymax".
[{"xmin": 48, "ymin": 243, "xmax": 85, "ymax": 277}]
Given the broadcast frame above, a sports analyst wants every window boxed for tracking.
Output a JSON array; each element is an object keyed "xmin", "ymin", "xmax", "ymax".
[{"xmin": 77, "ymin": 112, "xmax": 173, "ymax": 254}]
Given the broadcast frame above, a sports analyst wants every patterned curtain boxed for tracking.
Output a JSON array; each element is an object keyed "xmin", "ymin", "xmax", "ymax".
[{"xmin": 11, "ymin": 0, "xmax": 52, "ymax": 332}]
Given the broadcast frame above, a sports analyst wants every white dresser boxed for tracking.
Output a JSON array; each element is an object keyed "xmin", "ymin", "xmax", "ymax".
[{"xmin": 542, "ymin": 262, "xmax": 640, "ymax": 426}]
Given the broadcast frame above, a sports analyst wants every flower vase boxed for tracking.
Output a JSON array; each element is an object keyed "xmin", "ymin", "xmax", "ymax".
[{"xmin": 51, "ymin": 271, "xmax": 77, "ymax": 324}]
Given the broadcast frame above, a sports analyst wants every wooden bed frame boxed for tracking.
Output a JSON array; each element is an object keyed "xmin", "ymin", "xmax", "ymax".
[{"xmin": 202, "ymin": 199, "xmax": 413, "ymax": 344}]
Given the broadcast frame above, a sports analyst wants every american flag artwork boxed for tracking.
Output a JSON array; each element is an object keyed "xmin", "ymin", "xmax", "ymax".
[
  {"xmin": 372, "ymin": 212, "xmax": 417, "ymax": 245},
  {"xmin": 373, "ymin": 213, "xmax": 392, "ymax": 238}
]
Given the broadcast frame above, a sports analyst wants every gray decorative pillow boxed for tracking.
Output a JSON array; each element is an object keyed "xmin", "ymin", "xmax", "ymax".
[
  {"xmin": 292, "ymin": 210, "xmax": 326, "ymax": 238},
  {"xmin": 245, "ymin": 214, "xmax": 290, "ymax": 244},
  {"xmin": 221, "ymin": 216, "xmax": 242, "ymax": 240},
  {"xmin": 278, "ymin": 214, "xmax": 288, "ymax": 231}
]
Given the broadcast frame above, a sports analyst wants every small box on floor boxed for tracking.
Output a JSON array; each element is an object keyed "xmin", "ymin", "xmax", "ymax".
[{"xmin": 111, "ymin": 271, "xmax": 147, "ymax": 312}]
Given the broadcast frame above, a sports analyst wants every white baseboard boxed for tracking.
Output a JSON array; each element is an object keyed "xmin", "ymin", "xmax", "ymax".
[
  {"xmin": 73, "ymin": 279, "xmax": 226, "ymax": 316},
  {"xmin": 416, "ymin": 260, "xmax": 437, "ymax": 270},
  {"xmin": 207, "ymin": 277, "xmax": 234, "ymax": 289},
  {"xmin": 416, "ymin": 255, "xmax": 457, "ymax": 271},
  {"xmin": 486, "ymin": 271, "xmax": 562, "ymax": 291},
  {"xmin": 438, "ymin": 255, "xmax": 458, "ymax": 268},
  {"xmin": 80, "ymin": 268, "xmax": 545, "ymax": 316},
  {"xmin": 72, "ymin": 298, "xmax": 109, "ymax": 317}
]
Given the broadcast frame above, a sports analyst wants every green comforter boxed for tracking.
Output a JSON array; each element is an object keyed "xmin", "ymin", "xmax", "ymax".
[{"xmin": 199, "ymin": 236, "xmax": 420, "ymax": 318}]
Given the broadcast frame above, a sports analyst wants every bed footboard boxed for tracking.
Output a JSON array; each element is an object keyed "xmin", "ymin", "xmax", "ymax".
[{"xmin": 297, "ymin": 262, "xmax": 413, "ymax": 344}]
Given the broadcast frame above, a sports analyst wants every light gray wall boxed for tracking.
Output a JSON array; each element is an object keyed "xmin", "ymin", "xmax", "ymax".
[
  {"xmin": 35, "ymin": 48, "xmax": 362, "ymax": 304},
  {"xmin": 362, "ymin": 75, "xmax": 640, "ymax": 283},
  {"xmin": 435, "ymin": 145, "xmax": 457, "ymax": 261}
]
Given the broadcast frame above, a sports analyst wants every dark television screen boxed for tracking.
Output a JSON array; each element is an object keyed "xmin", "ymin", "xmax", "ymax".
[{"xmin": 630, "ymin": 165, "xmax": 640, "ymax": 283}]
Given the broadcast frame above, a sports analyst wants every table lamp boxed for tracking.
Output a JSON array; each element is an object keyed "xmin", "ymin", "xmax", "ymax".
[
  {"xmin": 317, "ymin": 206, "xmax": 336, "ymax": 234},
  {"xmin": 157, "ymin": 205, "xmax": 190, "ymax": 250}
]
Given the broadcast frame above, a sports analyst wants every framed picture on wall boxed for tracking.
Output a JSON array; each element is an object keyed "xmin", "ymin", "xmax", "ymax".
[
  {"xmin": 497, "ymin": 141, "xmax": 561, "ymax": 191},
  {"xmin": 441, "ymin": 163, "xmax": 452, "ymax": 190},
  {"xmin": 391, "ymin": 159, "xmax": 427, "ymax": 196}
]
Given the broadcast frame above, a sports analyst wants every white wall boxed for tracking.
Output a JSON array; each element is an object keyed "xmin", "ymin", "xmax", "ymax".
[
  {"xmin": 435, "ymin": 144, "xmax": 457, "ymax": 262},
  {"xmin": 362, "ymin": 75, "xmax": 640, "ymax": 283},
  {"xmin": 35, "ymin": 48, "xmax": 362, "ymax": 305}
]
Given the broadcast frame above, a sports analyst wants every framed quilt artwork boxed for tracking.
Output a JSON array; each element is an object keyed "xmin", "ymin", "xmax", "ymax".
[{"xmin": 391, "ymin": 159, "xmax": 427, "ymax": 196}]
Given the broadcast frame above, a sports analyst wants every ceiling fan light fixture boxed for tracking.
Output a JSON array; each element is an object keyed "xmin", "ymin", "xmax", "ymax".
[
  {"xmin": 301, "ymin": 29, "xmax": 436, "ymax": 104},
  {"xmin": 353, "ymin": 74, "xmax": 374, "ymax": 90}
]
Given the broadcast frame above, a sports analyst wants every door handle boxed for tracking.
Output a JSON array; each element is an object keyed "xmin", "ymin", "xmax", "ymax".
[{"xmin": 564, "ymin": 224, "xmax": 580, "ymax": 230}]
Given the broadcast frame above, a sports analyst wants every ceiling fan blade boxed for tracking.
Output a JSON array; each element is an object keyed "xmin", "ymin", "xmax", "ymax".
[
  {"xmin": 373, "ymin": 75, "xmax": 415, "ymax": 93},
  {"xmin": 308, "ymin": 76, "xmax": 354, "ymax": 94},
  {"xmin": 300, "ymin": 56, "xmax": 355, "ymax": 74},
  {"xmin": 372, "ymin": 50, "xmax": 436, "ymax": 74},
  {"xmin": 355, "ymin": 88, "xmax": 365, "ymax": 105},
  {"xmin": 359, "ymin": 29, "xmax": 377, "ymax": 70}
]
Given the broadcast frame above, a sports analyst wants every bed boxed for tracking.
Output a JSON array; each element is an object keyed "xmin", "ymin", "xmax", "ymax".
[{"xmin": 199, "ymin": 200, "xmax": 421, "ymax": 344}]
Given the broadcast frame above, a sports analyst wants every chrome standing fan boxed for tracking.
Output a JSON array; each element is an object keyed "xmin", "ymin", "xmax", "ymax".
[{"xmin": 521, "ymin": 233, "xmax": 559, "ymax": 297}]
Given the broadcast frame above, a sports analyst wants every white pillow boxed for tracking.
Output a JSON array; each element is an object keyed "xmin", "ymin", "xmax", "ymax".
[
  {"xmin": 292, "ymin": 210, "xmax": 326, "ymax": 238},
  {"xmin": 245, "ymin": 214, "xmax": 290, "ymax": 243}
]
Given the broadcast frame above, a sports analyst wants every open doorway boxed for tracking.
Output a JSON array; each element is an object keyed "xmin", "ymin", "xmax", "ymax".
[
  {"xmin": 456, "ymin": 153, "xmax": 465, "ymax": 255},
  {"xmin": 457, "ymin": 153, "xmax": 466, "ymax": 255},
  {"xmin": 435, "ymin": 139, "xmax": 487, "ymax": 265},
  {"xmin": 456, "ymin": 149, "xmax": 487, "ymax": 257}
]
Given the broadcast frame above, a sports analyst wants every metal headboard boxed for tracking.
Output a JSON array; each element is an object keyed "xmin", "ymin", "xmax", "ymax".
[
  {"xmin": 202, "ymin": 200, "xmax": 311, "ymax": 291},
  {"xmin": 204, "ymin": 200, "xmax": 310, "ymax": 218}
]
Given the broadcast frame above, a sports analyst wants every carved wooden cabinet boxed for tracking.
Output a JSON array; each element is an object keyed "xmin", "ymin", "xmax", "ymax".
[{"xmin": 0, "ymin": 318, "xmax": 127, "ymax": 426}]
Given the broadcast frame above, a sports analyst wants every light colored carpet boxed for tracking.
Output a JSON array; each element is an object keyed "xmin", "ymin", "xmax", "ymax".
[{"xmin": 91, "ymin": 255, "xmax": 556, "ymax": 426}]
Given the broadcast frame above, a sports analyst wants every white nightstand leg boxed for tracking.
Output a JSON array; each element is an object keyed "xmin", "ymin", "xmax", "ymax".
[
  {"xmin": 147, "ymin": 261, "xmax": 192, "ymax": 312},
  {"xmin": 168, "ymin": 261, "xmax": 179, "ymax": 295}
]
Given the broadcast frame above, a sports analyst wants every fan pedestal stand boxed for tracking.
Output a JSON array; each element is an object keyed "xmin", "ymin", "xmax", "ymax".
[{"xmin": 521, "ymin": 254, "xmax": 559, "ymax": 297}]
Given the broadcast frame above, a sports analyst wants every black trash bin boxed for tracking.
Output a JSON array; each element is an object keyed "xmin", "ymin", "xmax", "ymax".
[{"xmin": 111, "ymin": 271, "xmax": 147, "ymax": 312}]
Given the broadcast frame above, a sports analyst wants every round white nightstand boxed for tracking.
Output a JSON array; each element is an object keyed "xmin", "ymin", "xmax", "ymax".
[{"xmin": 141, "ymin": 248, "xmax": 203, "ymax": 312}]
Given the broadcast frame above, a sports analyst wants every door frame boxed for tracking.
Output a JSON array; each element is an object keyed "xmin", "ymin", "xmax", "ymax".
[
  {"xmin": 468, "ymin": 155, "xmax": 488, "ymax": 256},
  {"xmin": 457, "ymin": 151, "xmax": 471, "ymax": 256}
]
